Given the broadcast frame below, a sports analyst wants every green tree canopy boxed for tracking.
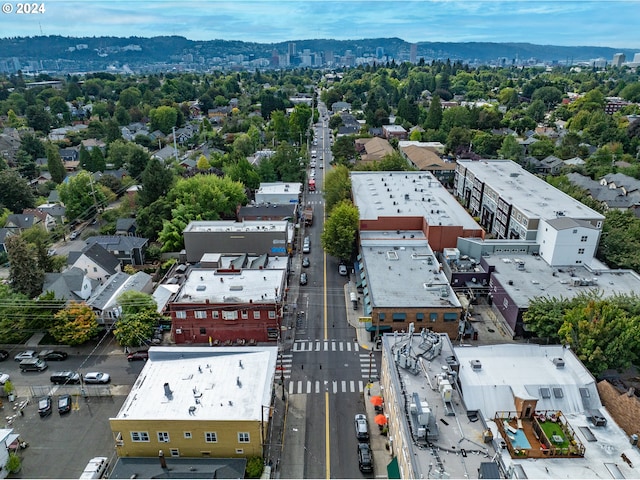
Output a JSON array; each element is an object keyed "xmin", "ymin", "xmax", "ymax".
[
  {"xmin": 5, "ymin": 235, "xmax": 44, "ymax": 298},
  {"xmin": 58, "ymin": 170, "xmax": 107, "ymax": 220},
  {"xmin": 51, "ymin": 302, "xmax": 99, "ymax": 345},
  {"xmin": 149, "ymin": 105, "xmax": 178, "ymax": 134},
  {"xmin": 323, "ymin": 165, "xmax": 352, "ymax": 214},
  {"xmin": 0, "ymin": 169, "xmax": 35, "ymax": 212},
  {"xmin": 320, "ymin": 200, "xmax": 359, "ymax": 262}
]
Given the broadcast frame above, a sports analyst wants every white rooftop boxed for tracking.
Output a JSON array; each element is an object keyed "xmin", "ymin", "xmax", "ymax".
[
  {"xmin": 174, "ymin": 268, "xmax": 285, "ymax": 304},
  {"xmin": 183, "ymin": 220, "xmax": 289, "ymax": 234},
  {"xmin": 256, "ymin": 182, "xmax": 302, "ymax": 195},
  {"xmin": 350, "ymin": 171, "xmax": 481, "ymax": 229},
  {"xmin": 457, "ymin": 159, "xmax": 605, "ymax": 222},
  {"xmin": 359, "ymin": 231, "xmax": 460, "ymax": 308},
  {"xmin": 114, "ymin": 347, "xmax": 278, "ymax": 421},
  {"xmin": 455, "ymin": 344, "xmax": 640, "ymax": 479}
]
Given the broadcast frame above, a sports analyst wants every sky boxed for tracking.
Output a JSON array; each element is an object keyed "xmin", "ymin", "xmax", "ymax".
[{"xmin": 1, "ymin": 0, "xmax": 639, "ymax": 49}]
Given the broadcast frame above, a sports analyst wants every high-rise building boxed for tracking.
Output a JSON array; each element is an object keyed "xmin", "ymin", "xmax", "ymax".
[
  {"xmin": 376, "ymin": 46, "xmax": 384, "ymax": 60},
  {"xmin": 288, "ymin": 42, "xmax": 296, "ymax": 56},
  {"xmin": 612, "ymin": 53, "xmax": 626, "ymax": 67},
  {"xmin": 410, "ymin": 43, "xmax": 417, "ymax": 63}
]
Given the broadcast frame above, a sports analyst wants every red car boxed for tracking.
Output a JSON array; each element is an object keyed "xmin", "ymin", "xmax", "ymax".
[{"xmin": 127, "ymin": 350, "xmax": 149, "ymax": 362}]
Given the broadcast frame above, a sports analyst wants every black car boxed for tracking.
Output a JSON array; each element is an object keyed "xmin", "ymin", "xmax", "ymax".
[
  {"xmin": 38, "ymin": 396, "xmax": 52, "ymax": 417},
  {"xmin": 127, "ymin": 350, "xmax": 149, "ymax": 362},
  {"xmin": 39, "ymin": 350, "xmax": 68, "ymax": 361},
  {"xmin": 50, "ymin": 371, "xmax": 81, "ymax": 385},
  {"xmin": 0, "ymin": 350, "xmax": 8, "ymax": 361},
  {"xmin": 58, "ymin": 394, "xmax": 72, "ymax": 414},
  {"xmin": 357, "ymin": 443, "xmax": 373, "ymax": 473},
  {"xmin": 300, "ymin": 272, "xmax": 308, "ymax": 286}
]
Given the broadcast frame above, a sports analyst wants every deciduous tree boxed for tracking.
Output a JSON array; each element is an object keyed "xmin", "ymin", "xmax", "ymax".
[{"xmin": 50, "ymin": 302, "xmax": 99, "ymax": 345}]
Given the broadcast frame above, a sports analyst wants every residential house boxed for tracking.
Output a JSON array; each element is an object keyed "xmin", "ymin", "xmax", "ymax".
[
  {"xmin": 81, "ymin": 138, "xmax": 107, "ymax": 153},
  {"xmin": 151, "ymin": 146, "xmax": 178, "ymax": 163},
  {"xmin": 0, "ymin": 129, "xmax": 21, "ymax": 165},
  {"xmin": 109, "ymin": 346, "xmax": 276, "ymax": 461},
  {"xmin": 59, "ymin": 147, "xmax": 80, "ymax": 171},
  {"xmin": 563, "ymin": 156, "xmax": 585, "ymax": 167},
  {"xmin": 22, "ymin": 208, "xmax": 57, "ymax": 232},
  {"xmin": 527, "ymin": 155, "xmax": 564, "ymax": 175},
  {"xmin": 355, "ymin": 137, "xmax": 394, "ymax": 163},
  {"xmin": 42, "ymin": 267, "xmax": 95, "ymax": 302},
  {"xmin": 87, "ymin": 271, "xmax": 153, "ymax": 326},
  {"xmin": 115, "ymin": 218, "xmax": 137, "ymax": 236},
  {"xmin": 5, "ymin": 213, "xmax": 37, "ymax": 230},
  {"xmin": 67, "ymin": 243, "xmax": 121, "ymax": 282},
  {"xmin": 382, "ymin": 125, "xmax": 407, "ymax": 140},
  {"xmin": 399, "ymin": 144, "xmax": 455, "ymax": 185},
  {"xmin": 85, "ymin": 235, "xmax": 148, "ymax": 266},
  {"xmin": 0, "ymin": 228, "xmax": 16, "ymax": 253},
  {"xmin": 331, "ymin": 101, "xmax": 351, "ymax": 113}
]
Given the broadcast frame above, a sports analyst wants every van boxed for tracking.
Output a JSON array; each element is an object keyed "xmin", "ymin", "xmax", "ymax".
[
  {"xmin": 302, "ymin": 237, "xmax": 310, "ymax": 254},
  {"xmin": 79, "ymin": 456, "xmax": 108, "ymax": 479},
  {"xmin": 50, "ymin": 371, "xmax": 81, "ymax": 385},
  {"xmin": 19, "ymin": 358, "xmax": 48, "ymax": 372}
]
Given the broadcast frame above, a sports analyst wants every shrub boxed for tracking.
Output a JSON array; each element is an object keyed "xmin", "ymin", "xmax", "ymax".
[{"xmin": 245, "ymin": 456, "xmax": 264, "ymax": 478}]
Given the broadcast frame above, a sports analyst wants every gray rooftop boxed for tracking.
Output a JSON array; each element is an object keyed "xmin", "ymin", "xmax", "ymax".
[
  {"xmin": 484, "ymin": 253, "xmax": 640, "ymax": 308},
  {"xmin": 87, "ymin": 271, "xmax": 152, "ymax": 312},
  {"xmin": 359, "ymin": 231, "xmax": 460, "ymax": 309},
  {"xmin": 351, "ymin": 171, "xmax": 481, "ymax": 229},
  {"xmin": 173, "ymin": 268, "xmax": 286, "ymax": 304},
  {"xmin": 457, "ymin": 160, "xmax": 605, "ymax": 222},
  {"xmin": 113, "ymin": 346, "xmax": 277, "ymax": 421},
  {"xmin": 183, "ymin": 220, "xmax": 288, "ymax": 234}
]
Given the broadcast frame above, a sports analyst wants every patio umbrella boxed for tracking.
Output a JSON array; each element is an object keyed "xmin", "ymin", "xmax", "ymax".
[
  {"xmin": 374, "ymin": 414, "xmax": 388, "ymax": 426},
  {"xmin": 370, "ymin": 395, "xmax": 384, "ymax": 407}
]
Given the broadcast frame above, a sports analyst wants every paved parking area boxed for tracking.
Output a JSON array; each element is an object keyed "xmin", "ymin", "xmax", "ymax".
[{"xmin": 5, "ymin": 393, "xmax": 126, "ymax": 478}]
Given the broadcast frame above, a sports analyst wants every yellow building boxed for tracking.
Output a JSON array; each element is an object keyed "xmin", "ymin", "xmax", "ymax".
[{"xmin": 110, "ymin": 346, "xmax": 278, "ymax": 459}]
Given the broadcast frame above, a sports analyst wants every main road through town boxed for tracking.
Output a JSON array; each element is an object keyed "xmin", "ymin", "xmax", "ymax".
[{"xmin": 280, "ymin": 104, "xmax": 381, "ymax": 479}]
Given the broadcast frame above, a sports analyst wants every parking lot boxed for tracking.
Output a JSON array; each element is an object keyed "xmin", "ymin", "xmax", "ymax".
[{"xmin": 5, "ymin": 391, "xmax": 126, "ymax": 478}]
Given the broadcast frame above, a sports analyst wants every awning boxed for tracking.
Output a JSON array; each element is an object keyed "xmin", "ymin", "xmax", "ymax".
[
  {"xmin": 387, "ymin": 457, "xmax": 401, "ymax": 479},
  {"xmin": 366, "ymin": 324, "xmax": 392, "ymax": 333}
]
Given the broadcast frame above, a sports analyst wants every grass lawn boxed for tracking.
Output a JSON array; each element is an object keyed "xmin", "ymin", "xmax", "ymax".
[{"xmin": 539, "ymin": 421, "xmax": 570, "ymax": 449}]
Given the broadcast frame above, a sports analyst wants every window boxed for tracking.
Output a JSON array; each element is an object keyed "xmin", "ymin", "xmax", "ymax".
[
  {"xmin": 158, "ymin": 432, "xmax": 170, "ymax": 443},
  {"xmin": 195, "ymin": 310, "xmax": 207, "ymax": 319},
  {"xmin": 175, "ymin": 311, "xmax": 186, "ymax": 319},
  {"xmin": 443, "ymin": 313, "xmax": 458, "ymax": 322},
  {"xmin": 379, "ymin": 313, "xmax": 385, "ymax": 322},
  {"xmin": 416, "ymin": 313, "xmax": 424, "ymax": 322},
  {"xmin": 392, "ymin": 313, "xmax": 406, "ymax": 322},
  {"xmin": 581, "ymin": 236, "xmax": 588, "ymax": 242},
  {"xmin": 212, "ymin": 311, "xmax": 219, "ymax": 319},
  {"xmin": 93, "ymin": 266, "xmax": 97, "ymax": 272},
  {"xmin": 170, "ymin": 449, "xmax": 179, "ymax": 457},
  {"xmin": 241, "ymin": 311, "xmax": 248, "ymax": 319},
  {"xmin": 184, "ymin": 432, "xmax": 192, "ymax": 439},
  {"xmin": 253, "ymin": 311, "xmax": 261, "ymax": 319},
  {"xmin": 200, "ymin": 327, "xmax": 206, "ymax": 335},
  {"xmin": 268, "ymin": 311, "xmax": 276, "ymax": 319},
  {"xmin": 223, "ymin": 311, "xmax": 238, "ymax": 320},
  {"xmin": 578, "ymin": 248, "xmax": 585, "ymax": 254},
  {"xmin": 238, "ymin": 432, "xmax": 250, "ymax": 443},
  {"xmin": 131, "ymin": 431, "xmax": 150, "ymax": 442},
  {"xmin": 430, "ymin": 312, "xmax": 438, "ymax": 322},
  {"xmin": 205, "ymin": 432, "xmax": 218, "ymax": 443}
]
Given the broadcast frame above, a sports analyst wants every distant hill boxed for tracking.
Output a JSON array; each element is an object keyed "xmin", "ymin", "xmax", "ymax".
[{"xmin": 0, "ymin": 36, "xmax": 637, "ymax": 71}]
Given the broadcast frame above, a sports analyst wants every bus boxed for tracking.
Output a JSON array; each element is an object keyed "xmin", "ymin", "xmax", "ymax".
[{"xmin": 308, "ymin": 178, "xmax": 316, "ymax": 192}]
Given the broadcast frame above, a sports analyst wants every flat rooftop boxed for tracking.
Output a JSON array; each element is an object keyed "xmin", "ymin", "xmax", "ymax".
[
  {"xmin": 360, "ymin": 231, "xmax": 460, "ymax": 308},
  {"xmin": 455, "ymin": 344, "xmax": 640, "ymax": 479},
  {"xmin": 457, "ymin": 159, "xmax": 605, "ymax": 221},
  {"xmin": 183, "ymin": 220, "xmax": 288, "ymax": 234},
  {"xmin": 114, "ymin": 346, "xmax": 277, "ymax": 421},
  {"xmin": 381, "ymin": 332, "xmax": 496, "ymax": 479},
  {"xmin": 484, "ymin": 253, "xmax": 640, "ymax": 308},
  {"xmin": 174, "ymin": 268, "xmax": 285, "ymax": 304},
  {"xmin": 350, "ymin": 171, "xmax": 481, "ymax": 229},
  {"xmin": 256, "ymin": 182, "xmax": 302, "ymax": 195}
]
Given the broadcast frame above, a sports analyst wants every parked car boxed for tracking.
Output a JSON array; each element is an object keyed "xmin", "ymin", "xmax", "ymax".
[
  {"xmin": 39, "ymin": 350, "xmax": 68, "ymax": 361},
  {"xmin": 58, "ymin": 394, "xmax": 71, "ymax": 414},
  {"xmin": 83, "ymin": 372, "xmax": 110, "ymax": 384},
  {"xmin": 19, "ymin": 358, "xmax": 48, "ymax": 372},
  {"xmin": 339, "ymin": 264, "xmax": 348, "ymax": 276},
  {"xmin": 70, "ymin": 231, "xmax": 80, "ymax": 240},
  {"xmin": 0, "ymin": 350, "xmax": 8, "ymax": 361},
  {"xmin": 127, "ymin": 350, "xmax": 149, "ymax": 362},
  {"xmin": 354, "ymin": 413, "xmax": 369, "ymax": 441},
  {"xmin": 357, "ymin": 443, "xmax": 374, "ymax": 473},
  {"xmin": 0, "ymin": 372, "xmax": 9, "ymax": 385},
  {"xmin": 38, "ymin": 396, "xmax": 52, "ymax": 417},
  {"xmin": 50, "ymin": 371, "xmax": 81, "ymax": 385},
  {"xmin": 300, "ymin": 272, "xmax": 308, "ymax": 286},
  {"xmin": 47, "ymin": 248, "xmax": 57, "ymax": 256},
  {"xmin": 14, "ymin": 350, "xmax": 38, "ymax": 362},
  {"xmin": 302, "ymin": 257, "xmax": 310, "ymax": 268}
]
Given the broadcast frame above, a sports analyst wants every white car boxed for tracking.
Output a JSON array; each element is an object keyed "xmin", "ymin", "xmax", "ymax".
[
  {"xmin": 83, "ymin": 372, "xmax": 111, "ymax": 384},
  {"xmin": 0, "ymin": 373, "xmax": 9, "ymax": 385},
  {"xmin": 14, "ymin": 350, "xmax": 38, "ymax": 362}
]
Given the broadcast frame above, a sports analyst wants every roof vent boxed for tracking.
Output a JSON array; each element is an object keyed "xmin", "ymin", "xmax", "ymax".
[
  {"xmin": 164, "ymin": 383, "xmax": 173, "ymax": 399},
  {"xmin": 470, "ymin": 360, "xmax": 482, "ymax": 371},
  {"xmin": 552, "ymin": 357, "xmax": 565, "ymax": 368}
]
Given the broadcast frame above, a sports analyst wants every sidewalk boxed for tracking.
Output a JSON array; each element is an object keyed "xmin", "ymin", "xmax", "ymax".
[{"xmin": 343, "ymin": 280, "xmax": 376, "ymax": 351}]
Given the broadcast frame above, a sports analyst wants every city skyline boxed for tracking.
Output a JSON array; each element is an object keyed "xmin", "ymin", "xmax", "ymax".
[{"xmin": 1, "ymin": 0, "xmax": 639, "ymax": 49}]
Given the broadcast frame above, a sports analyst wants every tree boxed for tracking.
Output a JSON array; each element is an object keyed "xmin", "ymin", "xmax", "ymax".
[
  {"xmin": 25, "ymin": 104, "xmax": 52, "ymax": 134},
  {"xmin": 136, "ymin": 197, "xmax": 172, "ymax": 241},
  {"xmin": 118, "ymin": 291, "xmax": 158, "ymax": 316},
  {"xmin": 149, "ymin": 105, "xmax": 178, "ymax": 134},
  {"xmin": 50, "ymin": 302, "xmax": 99, "ymax": 345},
  {"xmin": 425, "ymin": 96, "xmax": 443, "ymax": 130},
  {"xmin": 138, "ymin": 157, "xmax": 175, "ymax": 208},
  {"xmin": 58, "ymin": 171, "xmax": 107, "ymax": 220},
  {"xmin": 5, "ymin": 235, "xmax": 44, "ymax": 298},
  {"xmin": 113, "ymin": 311, "xmax": 158, "ymax": 347},
  {"xmin": 332, "ymin": 136, "xmax": 357, "ymax": 166},
  {"xmin": 321, "ymin": 200, "xmax": 359, "ymax": 262},
  {"xmin": 224, "ymin": 157, "xmax": 261, "ymax": 190},
  {"xmin": 0, "ymin": 169, "xmax": 35, "ymax": 212},
  {"xmin": 498, "ymin": 135, "xmax": 524, "ymax": 162},
  {"xmin": 45, "ymin": 143, "xmax": 66, "ymax": 184},
  {"xmin": 323, "ymin": 165, "xmax": 352, "ymax": 214},
  {"xmin": 531, "ymin": 86, "xmax": 563, "ymax": 109},
  {"xmin": 118, "ymin": 86, "xmax": 142, "ymax": 109},
  {"xmin": 196, "ymin": 154, "xmax": 210, "ymax": 170}
]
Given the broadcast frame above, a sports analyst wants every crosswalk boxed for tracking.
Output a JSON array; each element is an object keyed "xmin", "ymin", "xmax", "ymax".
[
  {"xmin": 292, "ymin": 340, "xmax": 360, "ymax": 352},
  {"xmin": 288, "ymin": 379, "xmax": 368, "ymax": 395}
]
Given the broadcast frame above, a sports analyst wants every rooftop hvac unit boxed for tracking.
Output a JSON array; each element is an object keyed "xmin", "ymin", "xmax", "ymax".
[
  {"xmin": 516, "ymin": 261, "xmax": 525, "ymax": 271},
  {"xmin": 471, "ymin": 359, "xmax": 482, "ymax": 371},
  {"xmin": 417, "ymin": 427, "xmax": 427, "ymax": 439},
  {"xmin": 552, "ymin": 357, "xmax": 565, "ymax": 368}
]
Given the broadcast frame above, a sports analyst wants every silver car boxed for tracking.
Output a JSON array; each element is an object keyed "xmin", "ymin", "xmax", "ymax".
[{"xmin": 83, "ymin": 372, "xmax": 111, "ymax": 384}]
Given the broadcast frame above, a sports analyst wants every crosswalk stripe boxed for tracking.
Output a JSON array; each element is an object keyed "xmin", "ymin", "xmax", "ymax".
[
  {"xmin": 332, "ymin": 381, "xmax": 338, "ymax": 394},
  {"xmin": 359, "ymin": 381, "xmax": 364, "ymax": 392},
  {"xmin": 315, "ymin": 381, "xmax": 320, "ymax": 394},
  {"xmin": 346, "ymin": 343, "xmax": 351, "ymax": 351},
  {"xmin": 350, "ymin": 380, "xmax": 355, "ymax": 392},
  {"xmin": 332, "ymin": 342, "xmax": 336, "ymax": 351},
  {"xmin": 341, "ymin": 380, "xmax": 346, "ymax": 392},
  {"xmin": 316, "ymin": 341, "xmax": 321, "ymax": 351},
  {"xmin": 307, "ymin": 380, "xmax": 312, "ymax": 393}
]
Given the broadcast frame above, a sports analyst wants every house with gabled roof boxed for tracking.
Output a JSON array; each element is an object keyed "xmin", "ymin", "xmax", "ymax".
[
  {"xmin": 67, "ymin": 243, "xmax": 121, "ymax": 282},
  {"xmin": 22, "ymin": 208, "xmax": 57, "ymax": 232},
  {"xmin": 5, "ymin": 213, "xmax": 37, "ymax": 230},
  {"xmin": 42, "ymin": 267, "xmax": 95, "ymax": 302},
  {"xmin": 151, "ymin": 146, "xmax": 178, "ymax": 163},
  {"xmin": 85, "ymin": 235, "xmax": 148, "ymax": 266},
  {"xmin": 115, "ymin": 218, "xmax": 138, "ymax": 236},
  {"xmin": 87, "ymin": 271, "xmax": 153, "ymax": 326},
  {"xmin": 355, "ymin": 137, "xmax": 394, "ymax": 163}
]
